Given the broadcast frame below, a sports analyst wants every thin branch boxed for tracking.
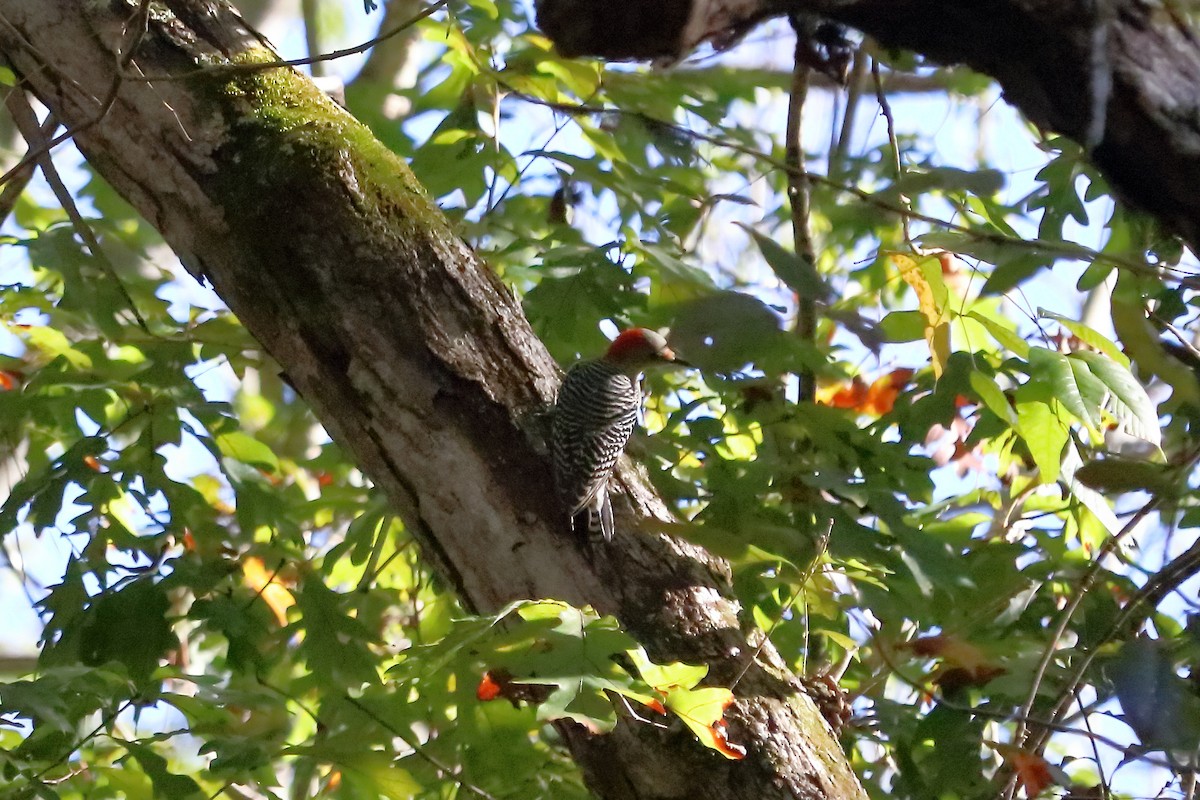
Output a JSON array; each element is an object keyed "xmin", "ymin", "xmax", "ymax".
[
  {"xmin": 0, "ymin": 0, "xmax": 151, "ymax": 190},
  {"xmin": 830, "ymin": 50, "xmax": 868, "ymax": 177},
  {"xmin": 5, "ymin": 88, "xmax": 149, "ymax": 332},
  {"xmin": 300, "ymin": 0, "xmax": 325, "ymax": 79},
  {"xmin": 501, "ymin": 89, "xmax": 1198, "ymax": 289},
  {"xmin": 786, "ymin": 16, "xmax": 819, "ymax": 404},
  {"xmin": 125, "ymin": 0, "xmax": 449, "ymax": 84},
  {"xmin": 1016, "ymin": 443, "xmax": 1200, "ymax": 775},
  {"xmin": 343, "ymin": 694, "xmax": 500, "ymax": 800},
  {"xmin": 871, "ymin": 58, "xmax": 918, "ymax": 253},
  {"xmin": 0, "ymin": 103, "xmax": 57, "ymax": 228},
  {"xmin": 872, "ymin": 632, "xmax": 1182, "ymax": 772},
  {"xmin": 729, "ymin": 520, "xmax": 831, "ymax": 690},
  {"xmin": 1010, "ymin": 493, "xmax": 1161, "ymax": 753}
]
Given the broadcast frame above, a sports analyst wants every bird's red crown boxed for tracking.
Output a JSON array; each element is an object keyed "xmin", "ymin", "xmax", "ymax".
[{"xmin": 605, "ymin": 328, "xmax": 674, "ymax": 363}]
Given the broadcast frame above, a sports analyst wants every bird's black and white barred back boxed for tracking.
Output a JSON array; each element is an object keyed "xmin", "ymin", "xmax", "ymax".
[
  {"xmin": 551, "ymin": 358, "xmax": 640, "ymax": 542},
  {"xmin": 550, "ymin": 328, "xmax": 683, "ymax": 543}
]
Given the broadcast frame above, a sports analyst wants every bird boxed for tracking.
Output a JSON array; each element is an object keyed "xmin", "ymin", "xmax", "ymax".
[{"xmin": 550, "ymin": 328, "xmax": 686, "ymax": 544}]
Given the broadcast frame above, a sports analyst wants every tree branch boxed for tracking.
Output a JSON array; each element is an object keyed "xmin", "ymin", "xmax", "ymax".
[{"xmin": 535, "ymin": 0, "xmax": 1200, "ymax": 252}]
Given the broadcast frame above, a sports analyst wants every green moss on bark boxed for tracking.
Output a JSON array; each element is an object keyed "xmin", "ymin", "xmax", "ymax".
[{"xmin": 201, "ymin": 49, "xmax": 450, "ymax": 248}]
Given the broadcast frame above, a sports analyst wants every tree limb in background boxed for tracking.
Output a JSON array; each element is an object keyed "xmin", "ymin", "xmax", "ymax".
[{"xmin": 535, "ymin": 0, "xmax": 1200, "ymax": 253}]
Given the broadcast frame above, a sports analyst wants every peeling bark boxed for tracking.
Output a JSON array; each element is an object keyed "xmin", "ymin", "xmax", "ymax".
[
  {"xmin": 537, "ymin": 0, "xmax": 1200, "ymax": 252},
  {"xmin": 0, "ymin": 1, "xmax": 863, "ymax": 797}
]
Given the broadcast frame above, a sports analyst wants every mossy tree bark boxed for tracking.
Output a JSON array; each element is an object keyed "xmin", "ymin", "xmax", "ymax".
[
  {"xmin": 0, "ymin": 2, "xmax": 863, "ymax": 798},
  {"xmin": 538, "ymin": 0, "xmax": 1200, "ymax": 253}
]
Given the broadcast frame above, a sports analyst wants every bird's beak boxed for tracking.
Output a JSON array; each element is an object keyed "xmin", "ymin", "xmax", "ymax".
[{"xmin": 664, "ymin": 348, "xmax": 693, "ymax": 368}]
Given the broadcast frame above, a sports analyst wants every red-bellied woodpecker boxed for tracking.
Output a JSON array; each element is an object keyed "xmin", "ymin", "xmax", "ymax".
[{"xmin": 551, "ymin": 328, "xmax": 685, "ymax": 543}]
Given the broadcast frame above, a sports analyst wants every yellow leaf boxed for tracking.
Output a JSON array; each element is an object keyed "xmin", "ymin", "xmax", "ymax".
[
  {"xmin": 893, "ymin": 253, "xmax": 952, "ymax": 378},
  {"xmin": 243, "ymin": 557, "xmax": 295, "ymax": 627}
]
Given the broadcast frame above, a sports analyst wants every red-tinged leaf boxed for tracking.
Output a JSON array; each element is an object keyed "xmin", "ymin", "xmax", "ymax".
[
  {"xmin": 0, "ymin": 369, "xmax": 19, "ymax": 390},
  {"xmin": 862, "ymin": 368, "xmax": 915, "ymax": 416},
  {"xmin": 819, "ymin": 369, "xmax": 914, "ymax": 416},
  {"xmin": 819, "ymin": 376, "xmax": 869, "ymax": 409},
  {"xmin": 643, "ymin": 697, "xmax": 666, "ymax": 715},
  {"xmin": 181, "ymin": 530, "xmax": 196, "ymax": 551},
  {"xmin": 902, "ymin": 634, "xmax": 996, "ymax": 676},
  {"xmin": 1009, "ymin": 749, "xmax": 1055, "ymax": 796},
  {"xmin": 83, "ymin": 455, "xmax": 102, "ymax": 471},
  {"xmin": 476, "ymin": 671, "xmax": 502, "ymax": 702},
  {"xmin": 664, "ymin": 686, "xmax": 744, "ymax": 759},
  {"xmin": 316, "ymin": 471, "xmax": 335, "ymax": 487},
  {"xmin": 710, "ymin": 719, "xmax": 748, "ymax": 760}
]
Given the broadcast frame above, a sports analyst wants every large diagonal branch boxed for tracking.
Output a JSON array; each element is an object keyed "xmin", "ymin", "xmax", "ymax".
[
  {"xmin": 537, "ymin": 0, "xmax": 1200, "ymax": 253},
  {"xmin": 0, "ymin": 2, "xmax": 861, "ymax": 798}
]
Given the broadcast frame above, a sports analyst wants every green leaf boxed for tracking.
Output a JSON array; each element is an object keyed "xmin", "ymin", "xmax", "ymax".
[
  {"xmin": 295, "ymin": 579, "xmax": 381, "ymax": 687},
  {"xmin": 1015, "ymin": 384, "xmax": 1070, "ymax": 484},
  {"xmin": 1109, "ymin": 639, "xmax": 1200, "ymax": 751},
  {"xmin": 980, "ymin": 253, "xmax": 1052, "ymax": 296},
  {"xmin": 738, "ymin": 224, "xmax": 828, "ymax": 298},
  {"xmin": 125, "ymin": 742, "xmax": 205, "ymax": 800},
  {"xmin": 214, "ymin": 431, "xmax": 279, "ymax": 472},
  {"xmin": 1069, "ymin": 350, "xmax": 1161, "ymax": 447},
  {"xmin": 1074, "ymin": 458, "xmax": 1175, "ymax": 495},
  {"xmin": 78, "ymin": 580, "xmax": 176, "ymax": 686},
  {"xmin": 966, "ymin": 310, "xmax": 1029, "ymax": 357},
  {"xmin": 338, "ymin": 751, "xmax": 421, "ymax": 800},
  {"xmin": 1027, "ymin": 347, "xmax": 1101, "ymax": 436},
  {"xmin": 968, "ymin": 372, "xmax": 1016, "ymax": 425},
  {"xmin": 1037, "ymin": 309, "xmax": 1127, "ymax": 366},
  {"xmin": 664, "ymin": 686, "xmax": 744, "ymax": 760},
  {"xmin": 880, "ymin": 310, "xmax": 930, "ymax": 343}
]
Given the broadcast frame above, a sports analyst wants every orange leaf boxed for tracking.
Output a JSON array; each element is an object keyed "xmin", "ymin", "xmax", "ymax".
[
  {"xmin": 242, "ymin": 557, "xmax": 295, "ymax": 626},
  {"xmin": 709, "ymin": 719, "xmax": 748, "ymax": 760},
  {"xmin": 820, "ymin": 369, "xmax": 915, "ymax": 417},
  {"xmin": 903, "ymin": 633, "xmax": 988, "ymax": 672},
  {"xmin": 1003, "ymin": 748, "xmax": 1056, "ymax": 797},
  {"xmin": 861, "ymin": 368, "xmax": 915, "ymax": 416},
  {"xmin": 643, "ymin": 698, "xmax": 667, "ymax": 715},
  {"xmin": 181, "ymin": 529, "xmax": 196, "ymax": 551},
  {"xmin": 819, "ymin": 376, "xmax": 869, "ymax": 409},
  {"xmin": 0, "ymin": 370, "xmax": 19, "ymax": 390},
  {"xmin": 83, "ymin": 455, "xmax": 102, "ymax": 471},
  {"xmin": 476, "ymin": 671, "xmax": 502, "ymax": 702}
]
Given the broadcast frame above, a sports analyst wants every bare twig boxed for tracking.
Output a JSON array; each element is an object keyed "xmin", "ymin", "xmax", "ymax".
[
  {"xmin": 0, "ymin": 0, "xmax": 151, "ymax": 189},
  {"xmin": 343, "ymin": 694, "xmax": 500, "ymax": 800},
  {"xmin": 786, "ymin": 17, "xmax": 819, "ymax": 403},
  {"xmin": 5, "ymin": 89, "xmax": 149, "ymax": 331},
  {"xmin": 0, "ymin": 104, "xmax": 57, "ymax": 228},
  {"xmin": 871, "ymin": 58, "xmax": 918, "ymax": 254},
  {"xmin": 830, "ymin": 50, "xmax": 868, "ymax": 177}
]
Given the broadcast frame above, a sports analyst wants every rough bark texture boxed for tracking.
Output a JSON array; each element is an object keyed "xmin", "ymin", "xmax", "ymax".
[
  {"xmin": 537, "ymin": 0, "xmax": 1200, "ymax": 253},
  {"xmin": 0, "ymin": 2, "xmax": 862, "ymax": 798}
]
